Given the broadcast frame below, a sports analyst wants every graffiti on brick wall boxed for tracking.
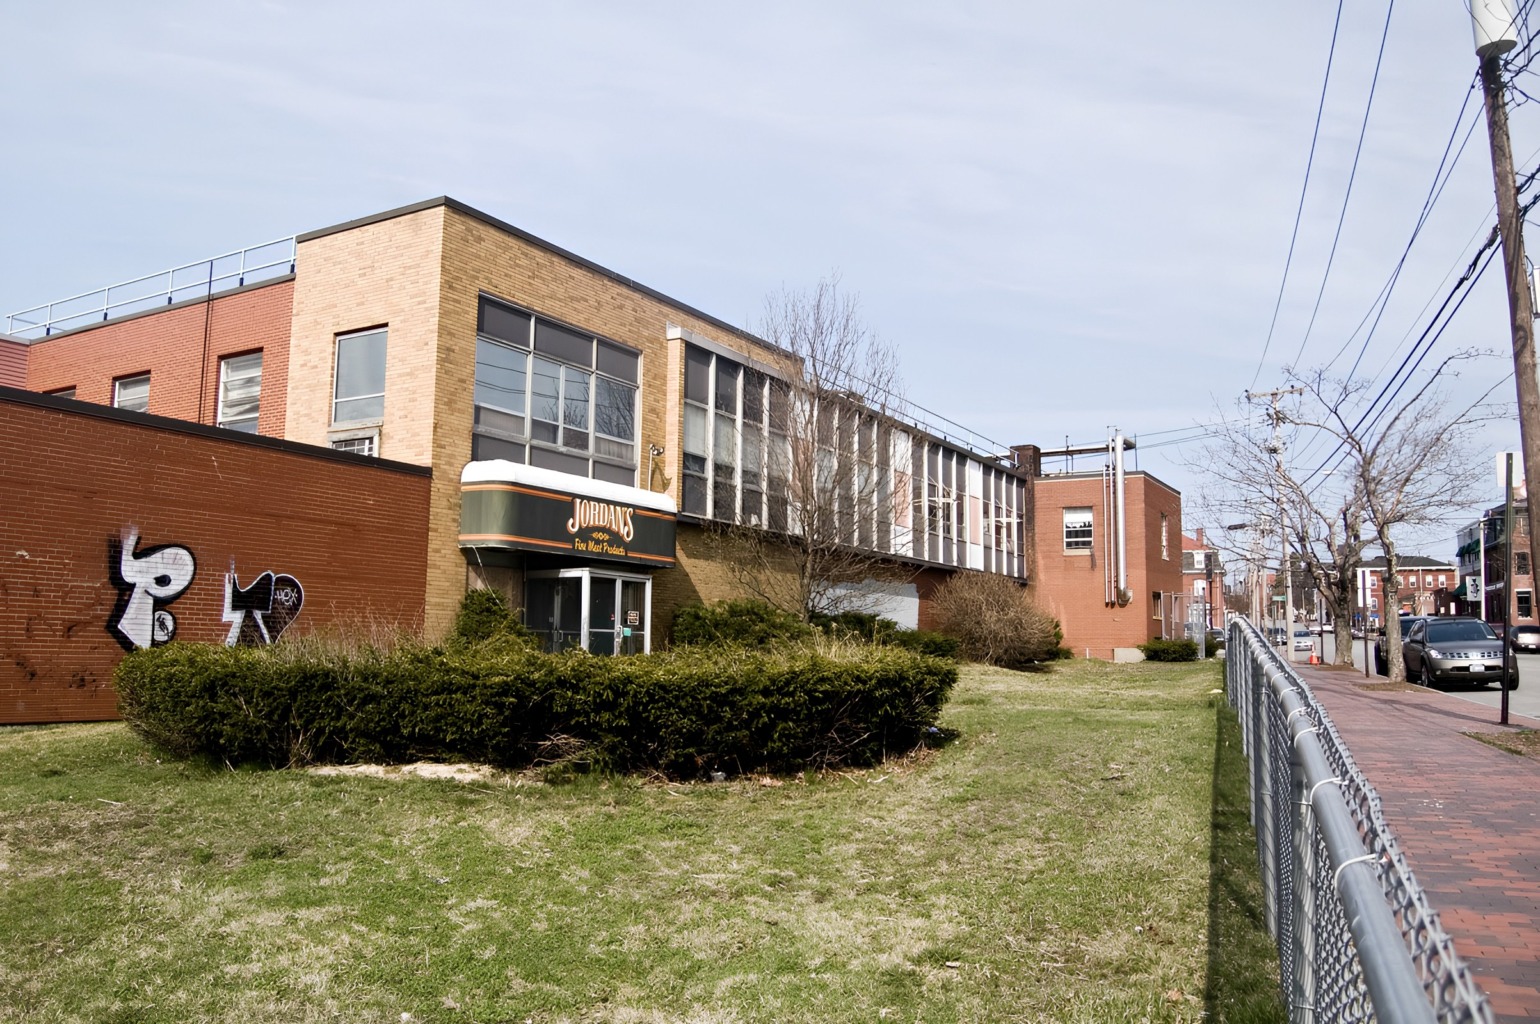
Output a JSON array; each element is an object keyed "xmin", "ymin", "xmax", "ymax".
[
  {"xmin": 223, "ymin": 571, "xmax": 305, "ymax": 646},
  {"xmin": 107, "ymin": 528, "xmax": 196, "ymax": 651}
]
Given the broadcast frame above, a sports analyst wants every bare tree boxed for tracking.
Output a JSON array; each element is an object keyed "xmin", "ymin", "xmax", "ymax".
[
  {"xmin": 1191, "ymin": 401, "xmax": 1368, "ymax": 666},
  {"xmin": 1296, "ymin": 358, "xmax": 1498, "ymax": 682},
  {"xmin": 1194, "ymin": 357, "xmax": 1499, "ymax": 675},
  {"xmin": 709, "ymin": 276, "xmax": 910, "ymax": 620}
]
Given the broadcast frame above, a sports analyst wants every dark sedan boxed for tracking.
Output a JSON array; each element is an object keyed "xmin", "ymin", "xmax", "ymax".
[{"xmin": 1402, "ymin": 617, "xmax": 1518, "ymax": 690}]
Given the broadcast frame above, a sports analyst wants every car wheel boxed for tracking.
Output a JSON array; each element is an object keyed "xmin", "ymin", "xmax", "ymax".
[{"xmin": 1505, "ymin": 674, "xmax": 1520, "ymax": 691}]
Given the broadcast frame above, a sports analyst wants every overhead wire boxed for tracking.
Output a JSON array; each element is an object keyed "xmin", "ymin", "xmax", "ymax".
[
  {"xmin": 1251, "ymin": 0, "xmax": 1348, "ymax": 390},
  {"xmin": 1289, "ymin": 0, "xmax": 1398, "ymax": 371}
]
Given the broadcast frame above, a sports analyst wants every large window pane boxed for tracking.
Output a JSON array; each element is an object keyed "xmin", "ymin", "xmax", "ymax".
[
  {"xmin": 530, "ymin": 357, "xmax": 560, "ymax": 443},
  {"xmin": 334, "ymin": 329, "xmax": 387, "ymax": 423},
  {"xmin": 685, "ymin": 346, "xmax": 711, "ymax": 403},
  {"xmin": 594, "ymin": 377, "xmax": 634, "ymax": 441},
  {"xmin": 535, "ymin": 321, "xmax": 593, "ymax": 366},
  {"xmin": 478, "ymin": 297, "xmax": 531, "ymax": 348},
  {"xmin": 218, "ymin": 352, "xmax": 262, "ymax": 432},
  {"xmin": 596, "ymin": 340, "xmax": 639, "ymax": 384},
  {"xmin": 474, "ymin": 338, "xmax": 527, "ymax": 414},
  {"xmin": 715, "ymin": 359, "xmax": 739, "ymax": 414},
  {"xmin": 562, "ymin": 366, "xmax": 589, "ymax": 450},
  {"xmin": 683, "ymin": 403, "xmax": 708, "ymax": 457}
]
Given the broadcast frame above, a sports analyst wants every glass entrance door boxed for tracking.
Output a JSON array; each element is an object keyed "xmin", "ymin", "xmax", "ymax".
[
  {"xmin": 619, "ymin": 579, "xmax": 647, "ymax": 655},
  {"xmin": 525, "ymin": 569, "xmax": 650, "ymax": 655},
  {"xmin": 588, "ymin": 576, "xmax": 618, "ymax": 655}
]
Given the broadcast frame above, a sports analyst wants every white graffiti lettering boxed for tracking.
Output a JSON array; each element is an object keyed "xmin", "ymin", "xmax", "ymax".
[{"xmin": 109, "ymin": 529, "xmax": 195, "ymax": 650}]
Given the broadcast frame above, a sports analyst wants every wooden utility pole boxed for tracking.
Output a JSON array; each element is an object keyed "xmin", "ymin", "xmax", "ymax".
[
  {"xmin": 1247, "ymin": 387, "xmax": 1305, "ymax": 654},
  {"xmin": 1477, "ymin": 35, "xmax": 1540, "ymax": 577}
]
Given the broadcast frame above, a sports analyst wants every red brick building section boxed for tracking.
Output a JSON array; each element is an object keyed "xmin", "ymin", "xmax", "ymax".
[
  {"xmin": 23, "ymin": 278, "xmax": 293, "ymax": 436},
  {"xmin": 0, "ymin": 386, "xmax": 431, "ymax": 724},
  {"xmin": 1032, "ymin": 471, "xmax": 1185, "ymax": 660},
  {"xmin": 0, "ymin": 335, "xmax": 25, "ymax": 387}
]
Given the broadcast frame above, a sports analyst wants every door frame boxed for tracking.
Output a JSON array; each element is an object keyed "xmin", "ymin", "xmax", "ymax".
[{"xmin": 525, "ymin": 566, "xmax": 653, "ymax": 654}]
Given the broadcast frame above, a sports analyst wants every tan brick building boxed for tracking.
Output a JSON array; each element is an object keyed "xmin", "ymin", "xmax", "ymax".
[{"xmin": 9, "ymin": 198, "xmax": 1050, "ymax": 655}]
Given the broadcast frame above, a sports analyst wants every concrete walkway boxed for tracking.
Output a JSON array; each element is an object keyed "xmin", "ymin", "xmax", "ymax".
[{"xmin": 1292, "ymin": 663, "xmax": 1540, "ymax": 1022}]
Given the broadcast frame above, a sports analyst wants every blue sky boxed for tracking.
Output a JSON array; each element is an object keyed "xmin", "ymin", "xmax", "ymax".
[{"xmin": 3, "ymin": 1, "xmax": 1533, "ymax": 555}]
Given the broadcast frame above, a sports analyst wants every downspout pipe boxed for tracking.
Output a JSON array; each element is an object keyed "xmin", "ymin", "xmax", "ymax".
[{"xmin": 1114, "ymin": 429, "xmax": 1128, "ymax": 601}]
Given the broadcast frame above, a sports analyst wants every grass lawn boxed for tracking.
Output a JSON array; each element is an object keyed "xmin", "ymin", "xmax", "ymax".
[{"xmin": 0, "ymin": 659, "xmax": 1282, "ymax": 1023}]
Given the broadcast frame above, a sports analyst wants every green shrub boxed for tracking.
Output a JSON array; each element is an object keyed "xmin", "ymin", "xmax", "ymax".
[
  {"xmin": 450, "ymin": 588, "xmax": 533, "ymax": 646},
  {"xmin": 885, "ymin": 629, "xmax": 962, "ymax": 659},
  {"xmin": 1138, "ymin": 638, "xmax": 1199, "ymax": 662},
  {"xmin": 115, "ymin": 635, "xmax": 956, "ymax": 778},
  {"xmin": 671, "ymin": 599, "xmax": 814, "ymax": 646}
]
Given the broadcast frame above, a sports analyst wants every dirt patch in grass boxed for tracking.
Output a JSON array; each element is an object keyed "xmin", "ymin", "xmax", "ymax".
[
  {"xmin": 1356, "ymin": 681, "xmax": 1420, "ymax": 692},
  {"xmin": 1466, "ymin": 729, "xmax": 1540, "ymax": 759}
]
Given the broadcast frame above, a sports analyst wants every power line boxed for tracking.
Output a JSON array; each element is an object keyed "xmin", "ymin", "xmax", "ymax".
[
  {"xmin": 1289, "ymin": 0, "xmax": 1398, "ymax": 371},
  {"xmin": 1251, "ymin": 0, "xmax": 1347, "ymax": 389}
]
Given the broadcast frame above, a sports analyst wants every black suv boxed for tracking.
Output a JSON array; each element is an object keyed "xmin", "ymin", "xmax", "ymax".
[{"xmin": 1374, "ymin": 615, "xmax": 1428, "ymax": 676}]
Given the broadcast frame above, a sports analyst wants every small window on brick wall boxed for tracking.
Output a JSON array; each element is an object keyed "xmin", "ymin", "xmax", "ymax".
[
  {"xmin": 1517, "ymin": 551, "xmax": 1532, "ymax": 577},
  {"xmin": 114, "ymin": 374, "xmax": 149, "ymax": 413}
]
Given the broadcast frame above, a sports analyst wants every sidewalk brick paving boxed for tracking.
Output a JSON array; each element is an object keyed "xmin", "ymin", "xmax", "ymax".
[{"xmin": 1293, "ymin": 664, "xmax": 1540, "ymax": 1022}]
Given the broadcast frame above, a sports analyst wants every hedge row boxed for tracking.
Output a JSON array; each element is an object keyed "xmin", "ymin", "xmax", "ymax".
[
  {"xmin": 114, "ymin": 635, "xmax": 957, "ymax": 778},
  {"xmin": 672, "ymin": 600, "xmax": 961, "ymax": 660}
]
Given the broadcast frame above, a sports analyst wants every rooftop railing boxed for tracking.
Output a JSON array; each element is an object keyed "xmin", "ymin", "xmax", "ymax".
[{"xmin": 6, "ymin": 237, "xmax": 296, "ymax": 340}]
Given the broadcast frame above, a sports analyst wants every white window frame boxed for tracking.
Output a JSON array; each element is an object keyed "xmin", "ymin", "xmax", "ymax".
[
  {"xmin": 1063, "ymin": 507, "xmax": 1093, "ymax": 552},
  {"xmin": 217, "ymin": 351, "xmax": 263, "ymax": 432},
  {"xmin": 332, "ymin": 328, "xmax": 388, "ymax": 426},
  {"xmin": 114, "ymin": 373, "xmax": 150, "ymax": 413}
]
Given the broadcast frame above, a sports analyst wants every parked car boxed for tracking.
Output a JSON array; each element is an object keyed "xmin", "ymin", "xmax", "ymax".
[
  {"xmin": 1292, "ymin": 629, "xmax": 1314, "ymax": 652},
  {"xmin": 1267, "ymin": 627, "xmax": 1287, "ymax": 647},
  {"xmin": 1510, "ymin": 625, "xmax": 1540, "ymax": 653},
  {"xmin": 1402, "ymin": 617, "xmax": 1518, "ymax": 690},
  {"xmin": 1374, "ymin": 615, "xmax": 1429, "ymax": 675}
]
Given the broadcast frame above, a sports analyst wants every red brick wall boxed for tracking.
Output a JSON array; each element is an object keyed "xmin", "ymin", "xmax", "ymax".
[
  {"xmin": 0, "ymin": 388, "xmax": 431, "ymax": 724},
  {"xmin": 0, "ymin": 338, "xmax": 26, "ymax": 387},
  {"xmin": 24, "ymin": 279, "xmax": 293, "ymax": 436},
  {"xmin": 1031, "ymin": 472, "xmax": 1184, "ymax": 659}
]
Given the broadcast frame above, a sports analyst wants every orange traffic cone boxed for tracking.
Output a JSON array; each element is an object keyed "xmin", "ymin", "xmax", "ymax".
[{"xmin": 1308, "ymin": 652, "xmax": 1320, "ymax": 665}]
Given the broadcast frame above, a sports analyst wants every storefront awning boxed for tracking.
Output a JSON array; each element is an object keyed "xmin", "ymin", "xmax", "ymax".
[{"xmin": 459, "ymin": 461, "xmax": 677, "ymax": 568}]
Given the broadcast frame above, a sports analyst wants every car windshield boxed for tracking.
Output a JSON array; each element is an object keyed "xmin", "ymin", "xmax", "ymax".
[{"xmin": 1426, "ymin": 621, "xmax": 1498, "ymax": 643}]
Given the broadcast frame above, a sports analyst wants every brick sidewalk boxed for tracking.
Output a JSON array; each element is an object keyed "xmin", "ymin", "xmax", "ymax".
[{"xmin": 1293, "ymin": 664, "xmax": 1540, "ymax": 1022}]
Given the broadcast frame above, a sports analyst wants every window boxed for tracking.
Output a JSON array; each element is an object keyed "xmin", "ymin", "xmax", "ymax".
[
  {"xmin": 114, "ymin": 374, "xmax": 149, "ymax": 413},
  {"xmin": 333, "ymin": 329, "xmax": 387, "ymax": 424},
  {"xmin": 330, "ymin": 434, "xmax": 377, "ymax": 457},
  {"xmin": 1064, "ymin": 507, "xmax": 1093, "ymax": 551},
  {"xmin": 1161, "ymin": 514, "xmax": 1169, "ymax": 559},
  {"xmin": 218, "ymin": 352, "xmax": 262, "ymax": 432},
  {"xmin": 470, "ymin": 296, "xmax": 638, "ymax": 484},
  {"xmin": 48, "ymin": 387, "xmax": 76, "ymax": 400},
  {"xmin": 1521, "ymin": 590, "xmax": 1534, "ymax": 620},
  {"xmin": 1438, "ymin": 574, "xmax": 1447, "ymax": 589},
  {"xmin": 1518, "ymin": 552, "xmax": 1532, "ymax": 576}
]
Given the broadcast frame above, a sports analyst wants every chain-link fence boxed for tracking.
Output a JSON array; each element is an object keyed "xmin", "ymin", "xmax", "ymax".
[{"xmin": 1226, "ymin": 617, "xmax": 1494, "ymax": 1023}]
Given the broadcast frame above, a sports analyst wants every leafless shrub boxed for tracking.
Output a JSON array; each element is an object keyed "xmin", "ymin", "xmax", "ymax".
[{"xmin": 930, "ymin": 572, "xmax": 1061, "ymax": 668}]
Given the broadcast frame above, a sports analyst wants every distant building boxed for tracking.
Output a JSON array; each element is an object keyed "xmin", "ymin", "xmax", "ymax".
[
  {"xmin": 1354, "ymin": 555, "xmax": 1459, "ymax": 627},
  {"xmin": 1028, "ymin": 440, "xmax": 1185, "ymax": 659},
  {"xmin": 1182, "ymin": 529, "xmax": 1223, "ymax": 631},
  {"xmin": 1454, "ymin": 502, "xmax": 1534, "ymax": 626}
]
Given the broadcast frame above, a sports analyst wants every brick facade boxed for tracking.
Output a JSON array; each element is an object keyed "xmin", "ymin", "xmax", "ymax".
[
  {"xmin": 23, "ymin": 279, "xmax": 294, "ymax": 436},
  {"xmin": 0, "ymin": 336, "xmax": 25, "ymax": 388},
  {"xmin": 0, "ymin": 388, "xmax": 431, "ymax": 724},
  {"xmin": 1031, "ymin": 472, "xmax": 1184, "ymax": 659}
]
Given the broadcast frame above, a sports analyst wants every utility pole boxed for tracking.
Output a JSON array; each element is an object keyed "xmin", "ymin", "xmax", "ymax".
[
  {"xmin": 1247, "ymin": 387, "xmax": 1305, "ymax": 655},
  {"xmin": 1474, "ymin": 0, "xmax": 1540, "ymax": 571}
]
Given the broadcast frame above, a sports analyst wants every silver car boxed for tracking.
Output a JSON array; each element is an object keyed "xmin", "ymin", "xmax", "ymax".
[{"xmin": 1402, "ymin": 617, "xmax": 1519, "ymax": 690}]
